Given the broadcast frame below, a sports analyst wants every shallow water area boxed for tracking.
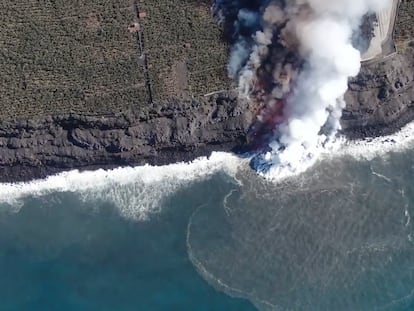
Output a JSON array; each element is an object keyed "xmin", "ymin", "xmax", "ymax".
[{"xmin": 188, "ymin": 146, "xmax": 414, "ymax": 311}]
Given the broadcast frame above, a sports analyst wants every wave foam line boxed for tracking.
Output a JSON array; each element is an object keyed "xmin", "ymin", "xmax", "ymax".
[
  {"xmin": 261, "ymin": 121, "xmax": 414, "ymax": 181},
  {"xmin": 1, "ymin": 121, "xmax": 414, "ymax": 214},
  {"xmin": 0, "ymin": 152, "xmax": 246, "ymax": 220},
  {"xmin": 338, "ymin": 122, "xmax": 414, "ymax": 160}
]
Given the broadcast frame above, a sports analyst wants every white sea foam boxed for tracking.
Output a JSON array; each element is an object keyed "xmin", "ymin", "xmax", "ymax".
[
  {"xmin": 0, "ymin": 152, "xmax": 246, "ymax": 220},
  {"xmin": 338, "ymin": 122, "xmax": 414, "ymax": 160},
  {"xmin": 261, "ymin": 121, "xmax": 414, "ymax": 181},
  {"xmin": 1, "ymin": 122, "xmax": 414, "ymax": 217}
]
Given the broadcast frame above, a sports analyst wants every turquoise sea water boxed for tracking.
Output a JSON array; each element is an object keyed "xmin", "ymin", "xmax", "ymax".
[
  {"xmin": 0, "ymin": 176, "xmax": 257, "ymax": 311},
  {"xmin": 1, "ymin": 133, "xmax": 414, "ymax": 311}
]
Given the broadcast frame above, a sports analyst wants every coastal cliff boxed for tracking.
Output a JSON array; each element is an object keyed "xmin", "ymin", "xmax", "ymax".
[
  {"xmin": 0, "ymin": 93, "xmax": 254, "ymax": 182},
  {"xmin": 342, "ymin": 44, "xmax": 414, "ymax": 138}
]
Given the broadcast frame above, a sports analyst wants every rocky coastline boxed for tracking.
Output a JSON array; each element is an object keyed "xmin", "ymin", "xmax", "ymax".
[
  {"xmin": 1, "ymin": 44, "xmax": 413, "ymax": 184},
  {"xmin": 0, "ymin": 93, "xmax": 254, "ymax": 183},
  {"xmin": 342, "ymin": 44, "xmax": 414, "ymax": 138}
]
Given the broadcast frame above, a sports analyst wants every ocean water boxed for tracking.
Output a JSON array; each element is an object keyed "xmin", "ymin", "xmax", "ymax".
[
  {"xmin": 2, "ymin": 124, "xmax": 414, "ymax": 311},
  {"xmin": 0, "ymin": 170, "xmax": 257, "ymax": 311}
]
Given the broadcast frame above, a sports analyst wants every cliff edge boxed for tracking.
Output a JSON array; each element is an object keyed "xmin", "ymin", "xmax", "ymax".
[{"xmin": 0, "ymin": 93, "xmax": 254, "ymax": 182}]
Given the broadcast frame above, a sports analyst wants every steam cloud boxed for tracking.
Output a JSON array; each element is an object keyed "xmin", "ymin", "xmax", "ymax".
[{"xmin": 213, "ymin": 0, "xmax": 390, "ymax": 175}]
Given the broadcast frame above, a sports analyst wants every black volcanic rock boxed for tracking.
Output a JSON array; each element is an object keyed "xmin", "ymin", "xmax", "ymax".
[
  {"xmin": 0, "ymin": 92, "xmax": 254, "ymax": 183},
  {"xmin": 342, "ymin": 44, "xmax": 414, "ymax": 138}
]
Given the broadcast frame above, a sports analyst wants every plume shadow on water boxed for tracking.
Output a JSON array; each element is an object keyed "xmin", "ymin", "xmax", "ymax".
[
  {"xmin": 187, "ymin": 151, "xmax": 414, "ymax": 311},
  {"xmin": 0, "ymin": 172, "xmax": 257, "ymax": 311}
]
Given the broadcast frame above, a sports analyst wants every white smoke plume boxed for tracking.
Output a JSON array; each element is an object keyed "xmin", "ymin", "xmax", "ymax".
[{"xmin": 213, "ymin": 0, "xmax": 390, "ymax": 175}]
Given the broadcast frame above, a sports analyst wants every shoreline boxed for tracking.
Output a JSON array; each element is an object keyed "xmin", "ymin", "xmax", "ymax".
[
  {"xmin": 1, "ymin": 96, "xmax": 414, "ymax": 184},
  {"xmin": 1, "ymin": 118, "xmax": 414, "ymax": 214},
  {"xmin": 339, "ymin": 106, "xmax": 414, "ymax": 140},
  {"xmin": 0, "ymin": 92, "xmax": 254, "ymax": 184},
  {"xmin": 0, "ymin": 118, "xmax": 412, "ymax": 185},
  {"xmin": 1, "ymin": 114, "xmax": 414, "ymax": 190}
]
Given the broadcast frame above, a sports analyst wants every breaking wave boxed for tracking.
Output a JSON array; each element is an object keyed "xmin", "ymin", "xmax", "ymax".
[
  {"xmin": 0, "ymin": 152, "xmax": 245, "ymax": 220},
  {"xmin": 1, "ymin": 121, "xmax": 414, "ymax": 219},
  {"xmin": 254, "ymin": 121, "xmax": 414, "ymax": 180}
]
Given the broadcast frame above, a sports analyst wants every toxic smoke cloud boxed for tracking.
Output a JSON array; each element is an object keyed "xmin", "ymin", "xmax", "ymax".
[{"xmin": 213, "ymin": 0, "xmax": 390, "ymax": 175}]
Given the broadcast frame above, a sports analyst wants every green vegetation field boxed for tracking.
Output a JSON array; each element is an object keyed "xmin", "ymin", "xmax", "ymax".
[
  {"xmin": 0, "ymin": 0, "xmax": 150, "ymax": 119},
  {"xmin": 140, "ymin": 0, "xmax": 230, "ymax": 101},
  {"xmin": 0, "ymin": 0, "xmax": 231, "ymax": 120}
]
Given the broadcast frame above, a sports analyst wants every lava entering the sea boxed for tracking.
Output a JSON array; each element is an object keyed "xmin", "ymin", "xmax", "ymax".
[{"xmin": 213, "ymin": 0, "xmax": 389, "ymax": 174}]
